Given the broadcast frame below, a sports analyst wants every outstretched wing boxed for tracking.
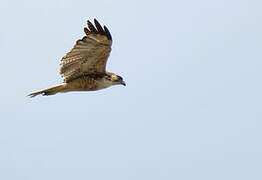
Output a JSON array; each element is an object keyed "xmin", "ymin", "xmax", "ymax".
[{"xmin": 60, "ymin": 19, "xmax": 112, "ymax": 82}]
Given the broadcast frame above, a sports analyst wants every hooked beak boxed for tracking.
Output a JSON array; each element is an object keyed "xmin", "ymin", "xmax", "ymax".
[{"xmin": 121, "ymin": 81, "xmax": 126, "ymax": 86}]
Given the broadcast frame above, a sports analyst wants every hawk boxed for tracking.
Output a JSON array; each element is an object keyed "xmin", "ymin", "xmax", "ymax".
[{"xmin": 28, "ymin": 19, "xmax": 125, "ymax": 98}]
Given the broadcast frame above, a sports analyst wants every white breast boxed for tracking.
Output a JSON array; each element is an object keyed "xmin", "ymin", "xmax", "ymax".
[{"xmin": 96, "ymin": 78, "xmax": 114, "ymax": 89}]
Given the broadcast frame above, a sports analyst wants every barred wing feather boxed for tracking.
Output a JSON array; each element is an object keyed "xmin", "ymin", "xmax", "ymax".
[{"xmin": 59, "ymin": 19, "xmax": 112, "ymax": 82}]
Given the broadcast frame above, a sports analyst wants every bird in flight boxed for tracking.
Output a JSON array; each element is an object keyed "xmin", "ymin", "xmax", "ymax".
[{"xmin": 28, "ymin": 19, "xmax": 125, "ymax": 98}]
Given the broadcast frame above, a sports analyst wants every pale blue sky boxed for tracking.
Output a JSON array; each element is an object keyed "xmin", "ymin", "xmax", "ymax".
[{"xmin": 0, "ymin": 0, "xmax": 261, "ymax": 179}]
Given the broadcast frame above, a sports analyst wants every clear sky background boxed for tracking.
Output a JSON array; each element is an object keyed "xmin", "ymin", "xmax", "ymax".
[{"xmin": 0, "ymin": 0, "xmax": 261, "ymax": 179}]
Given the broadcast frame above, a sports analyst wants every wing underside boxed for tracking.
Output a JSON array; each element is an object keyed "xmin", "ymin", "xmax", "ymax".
[{"xmin": 60, "ymin": 19, "xmax": 112, "ymax": 82}]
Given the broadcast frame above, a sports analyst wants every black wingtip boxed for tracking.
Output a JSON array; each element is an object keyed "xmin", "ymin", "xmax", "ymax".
[
  {"xmin": 87, "ymin": 20, "xmax": 97, "ymax": 33},
  {"xmin": 103, "ymin": 25, "xmax": 112, "ymax": 41},
  {"xmin": 84, "ymin": 19, "xmax": 112, "ymax": 41},
  {"xmin": 84, "ymin": 27, "xmax": 90, "ymax": 35},
  {"xmin": 94, "ymin": 19, "xmax": 105, "ymax": 35},
  {"xmin": 94, "ymin": 18, "xmax": 98, "ymax": 24}
]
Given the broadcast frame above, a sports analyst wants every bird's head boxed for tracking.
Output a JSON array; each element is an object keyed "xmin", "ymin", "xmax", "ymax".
[{"xmin": 106, "ymin": 72, "xmax": 126, "ymax": 86}]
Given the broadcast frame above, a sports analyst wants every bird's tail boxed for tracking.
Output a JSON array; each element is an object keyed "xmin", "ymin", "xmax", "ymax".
[{"xmin": 27, "ymin": 84, "xmax": 67, "ymax": 98}]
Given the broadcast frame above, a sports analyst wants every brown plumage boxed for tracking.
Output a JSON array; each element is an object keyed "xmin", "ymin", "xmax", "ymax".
[{"xmin": 28, "ymin": 19, "xmax": 125, "ymax": 98}]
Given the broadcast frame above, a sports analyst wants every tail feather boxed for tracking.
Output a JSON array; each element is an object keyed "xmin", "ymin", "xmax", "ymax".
[{"xmin": 27, "ymin": 84, "xmax": 66, "ymax": 98}]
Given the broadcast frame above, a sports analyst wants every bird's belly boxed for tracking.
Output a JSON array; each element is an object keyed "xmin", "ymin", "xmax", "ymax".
[{"xmin": 66, "ymin": 77, "xmax": 109, "ymax": 91}]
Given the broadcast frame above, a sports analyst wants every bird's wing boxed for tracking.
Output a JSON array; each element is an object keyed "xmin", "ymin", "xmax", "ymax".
[{"xmin": 60, "ymin": 19, "xmax": 112, "ymax": 82}]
